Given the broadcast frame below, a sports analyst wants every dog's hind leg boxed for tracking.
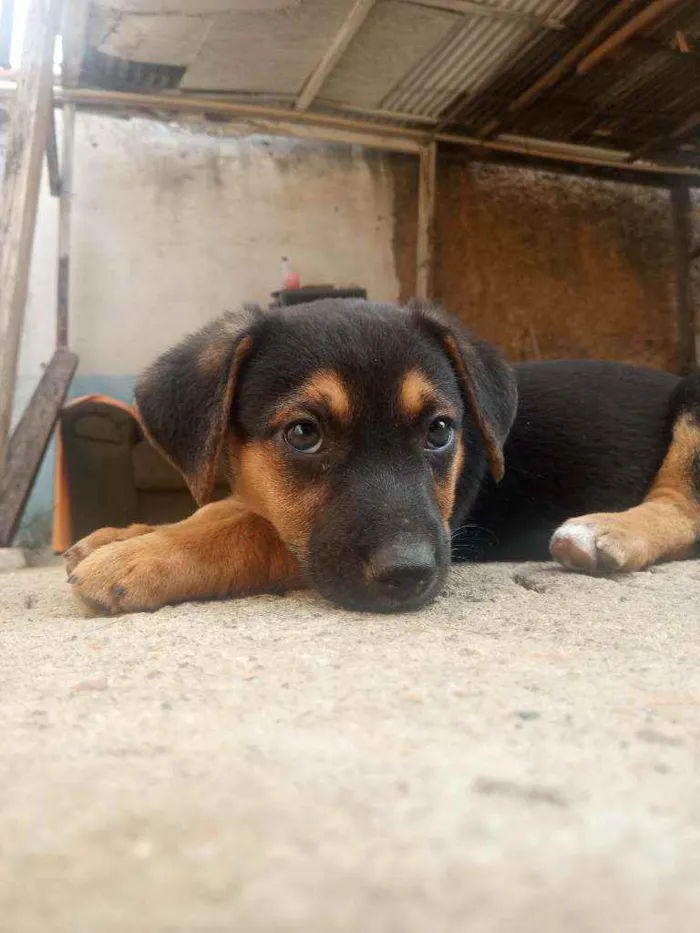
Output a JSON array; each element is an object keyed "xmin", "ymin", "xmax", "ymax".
[{"xmin": 550, "ymin": 373, "xmax": 700, "ymax": 574}]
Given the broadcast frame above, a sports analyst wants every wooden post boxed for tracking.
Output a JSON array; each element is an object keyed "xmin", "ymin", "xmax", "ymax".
[
  {"xmin": 46, "ymin": 98, "xmax": 61, "ymax": 197},
  {"xmin": 0, "ymin": 0, "xmax": 61, "ymax": 481},
  {"xmin": 57, "ymin": 103, "xmax": 76, "ymax": 347},
  {"xmin": 670, "ymin": 183, "xmax": 697, "ymax": 375},
  {"xmin": 416, "ymin": 142, "xmax": 437, "ymax": 300}
]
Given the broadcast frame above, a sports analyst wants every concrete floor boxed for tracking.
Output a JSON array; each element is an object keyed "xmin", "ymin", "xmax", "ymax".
[{"xmin": 1, "ymin": 560, "xmax": 699, "ymax": 933}]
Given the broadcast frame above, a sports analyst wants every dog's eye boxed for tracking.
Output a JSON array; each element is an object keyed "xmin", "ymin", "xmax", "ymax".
[
  {"xmin": 284, "ymin": 419, "xmax": 323, "ymax": 454},
  {"xmin": 425, "ymin": 417, "xmax": 454, "ymax": 451}
]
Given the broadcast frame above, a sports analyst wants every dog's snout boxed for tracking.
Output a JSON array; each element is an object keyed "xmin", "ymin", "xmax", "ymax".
[{"xmin": 369, "ymin": 539, "xmax": 438, "ymax": 604}]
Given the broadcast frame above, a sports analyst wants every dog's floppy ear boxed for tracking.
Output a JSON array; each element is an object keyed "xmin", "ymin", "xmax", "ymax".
[
  {"xmin": 134, "ymin": 306, "xmax": 263, "ymax": 506},
  {"xmin": 409, "ymin": 300, "xmax": 517, "ymax": 482}
]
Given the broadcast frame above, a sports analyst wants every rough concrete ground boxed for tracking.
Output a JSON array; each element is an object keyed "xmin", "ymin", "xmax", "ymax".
[{"xmin": 1, "ymin": 560, "xmax": 699, "ymax": 933}]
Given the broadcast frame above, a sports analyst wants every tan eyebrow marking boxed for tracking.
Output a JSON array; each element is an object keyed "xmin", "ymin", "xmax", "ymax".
[
  {"xmin": 270, "ymin": 369, "xmax": 352, "ymax": 426},
  {"xmin": 399, "ymin": 367, "xmax": 458, "ymax": 419}
]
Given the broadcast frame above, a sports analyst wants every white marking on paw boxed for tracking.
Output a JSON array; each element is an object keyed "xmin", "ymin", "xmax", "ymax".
[{"xmin": 550, "ymin": 522, "xmax": 597, "ymax": 569}]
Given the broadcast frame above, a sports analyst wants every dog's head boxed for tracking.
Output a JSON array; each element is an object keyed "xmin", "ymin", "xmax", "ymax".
[{"xmin": 135, "ymin": 300, "xmax": 517, "ymax": 612}]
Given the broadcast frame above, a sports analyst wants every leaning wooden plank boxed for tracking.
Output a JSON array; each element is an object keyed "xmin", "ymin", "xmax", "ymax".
[
  {"xmin": 0, "ymin": 348, "xmax": 78, "ymax": 546},
  {"xmin": 0, "ymin": 0, "xmax": 61, "ymax": 481}
]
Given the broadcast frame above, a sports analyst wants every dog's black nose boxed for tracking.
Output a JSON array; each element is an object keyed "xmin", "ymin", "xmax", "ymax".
[{"xmin": 369, "ymin": 539, "xmax": 438, "ymax": 604}]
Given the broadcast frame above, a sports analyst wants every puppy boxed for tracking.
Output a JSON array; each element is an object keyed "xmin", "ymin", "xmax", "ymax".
[{"xmin": 65, "ymin": 299, "xmax": 700, "ymax": 614}]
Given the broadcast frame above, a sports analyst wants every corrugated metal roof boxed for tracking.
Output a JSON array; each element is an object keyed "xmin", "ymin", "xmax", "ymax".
[
  {"xmin": 384, "ymin": 1, "xmax": 580, "ymax": 118},
  {"xmin": 67, "ymin": 0, "xmax": 700, "ymax": 173}
]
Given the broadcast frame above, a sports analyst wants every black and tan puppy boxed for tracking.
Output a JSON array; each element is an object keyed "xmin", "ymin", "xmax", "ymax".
[{"xmin": 65, "ymin": 299, "xmax": 700, "ymax": 614}]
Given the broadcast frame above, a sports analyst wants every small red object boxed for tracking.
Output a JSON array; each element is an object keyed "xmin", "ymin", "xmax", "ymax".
[{"xmin": 281, "ymin": 256, "xmax": 300, "ymax": 289}]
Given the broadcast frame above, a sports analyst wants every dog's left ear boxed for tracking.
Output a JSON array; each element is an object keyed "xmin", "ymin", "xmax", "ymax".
[{"xmin": 409, "ymin": 301, "xmax": 517, "ymax": 482}]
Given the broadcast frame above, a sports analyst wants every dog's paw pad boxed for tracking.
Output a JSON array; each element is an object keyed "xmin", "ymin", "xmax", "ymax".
[
  {"xmin": 550, "ymin": 521, "xmax": 630, "ymax": 575},
  {"xmin": 550, "ymin": 523, "xmax": 601, "ymax": 571}
]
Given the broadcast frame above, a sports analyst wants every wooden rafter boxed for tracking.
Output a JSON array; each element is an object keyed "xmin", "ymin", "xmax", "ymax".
[
  {"xmin": 295, "ymin": 0, "xmax": 376, "ymax": 112},
  {"xmin": 575, "ymin": 0, "xmax": 685, "ymax": 76},
  {"xmin": 0, "ymin": 84, "xmax": 694, "ymax": 181},
  {"xmin": 476, "ymin": 0, "xmax": 643, "ymax": 140}
]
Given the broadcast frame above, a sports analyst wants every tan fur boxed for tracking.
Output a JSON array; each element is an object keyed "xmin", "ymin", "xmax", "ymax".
[
  {"xmin": 270, "ymin": 370, "xmax": 352, "ymax": 427},
  {"xmin": 234, "ymin": 441, "xmax": 325, "ymax": 556},
  {"xmin": 553, "ymin": 414, "xmax": 700, "ymax": 572},
  {"xmin": 69, "ymin": 498, "xmax": 302, "ymax": 614},
  {"xmin": 399, "ymin": 368, "xmax": 433, "ymax": 418},
  {"xmin": 435, "ymin": 435, "xmax": 464, "ymax": 524},
  {"xmin": 64, "ymin": 523, "xmax": 155, "ymax": 574}
]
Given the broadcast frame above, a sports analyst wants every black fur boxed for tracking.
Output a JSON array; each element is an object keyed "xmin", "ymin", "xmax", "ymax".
[{"xmin": 134, "ymin": 299, "xmax": 699, "ymax": 612}]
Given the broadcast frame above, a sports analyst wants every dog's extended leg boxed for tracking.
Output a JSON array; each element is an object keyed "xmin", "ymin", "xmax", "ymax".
[
  {"xmin": 551, "ymin": 396, "xmax": 700, "ymax": 574},
  {"xmin": 64, "ymin": 524, "xmax": 156, "ymax": 574},
  {"xmin": 68, "ymin": 498, "xmax": 302, "ymax": 614}
]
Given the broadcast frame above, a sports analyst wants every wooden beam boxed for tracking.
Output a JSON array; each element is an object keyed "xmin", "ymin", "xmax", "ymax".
[
  {"xmin": 57, "ymin": 103, "xmax": 76, "ymax": 347},
  {"xmin": 576, "ymin": 0, "xmax": 683, "ymax": 76},
  {"xmin": 690, "ymin": 243, "xmax": 700, "ymax": 262},
  {"xmin": 478, "ymin": 0, "xmax": 640, "ymax": 139},
  {"xmin": 416, "ymin": 142, "xmax": 438, "ymax": 300},
  {"xmin": 0, "ymin": 347, "xmax": 78, "ymax": 546},
  {"xmin": 61, "ymin": 87, "xmax": 424, "ymax": 152},
  {"xmin": 670, "ymin": 183, "xmax": 697, "ymax": 374},
  {"xmin": 296, "ymin": 0, "xmax": 376, "ymax": 111},
  {"xmin": 46, "ymin": 96, "xmax": 61, "ymax": 197},
  {"xmin": 1, "ymin": 82, "xmax": 698, "ymax": 181},
  {"xmin": 55, "ymin": 88, "xmax": 700, "ymax": 179},
  {"xmin": 0, "ymin": 0, "xmax": 61, "ymax": 483}
]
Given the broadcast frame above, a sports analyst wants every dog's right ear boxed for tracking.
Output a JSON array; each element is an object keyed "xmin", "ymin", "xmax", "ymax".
[{"xmin": 134, "ymin": 306, "xmax": 263, "ymax": 507}]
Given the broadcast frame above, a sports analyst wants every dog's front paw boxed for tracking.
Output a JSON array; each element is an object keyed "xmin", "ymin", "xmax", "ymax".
[
  {"xmin": 64, "ymin": 524, "xmax": 155, "ymax": 574},
  {"xmin": 550, "ymin": 514, "xmax": 651, "ymax": 575},
  {"xmin": 69, "ymin": 535, "xmax": 176, "ymax": 615}
]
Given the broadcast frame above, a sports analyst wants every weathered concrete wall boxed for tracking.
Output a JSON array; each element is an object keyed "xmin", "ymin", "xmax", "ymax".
[
  {"xmin": 67, "ymin": 116, "xmax": 400, "ymax": 378},
  {"xmin": 392, "ymin": 156, "xmax": 699, "ymax": 371}
]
